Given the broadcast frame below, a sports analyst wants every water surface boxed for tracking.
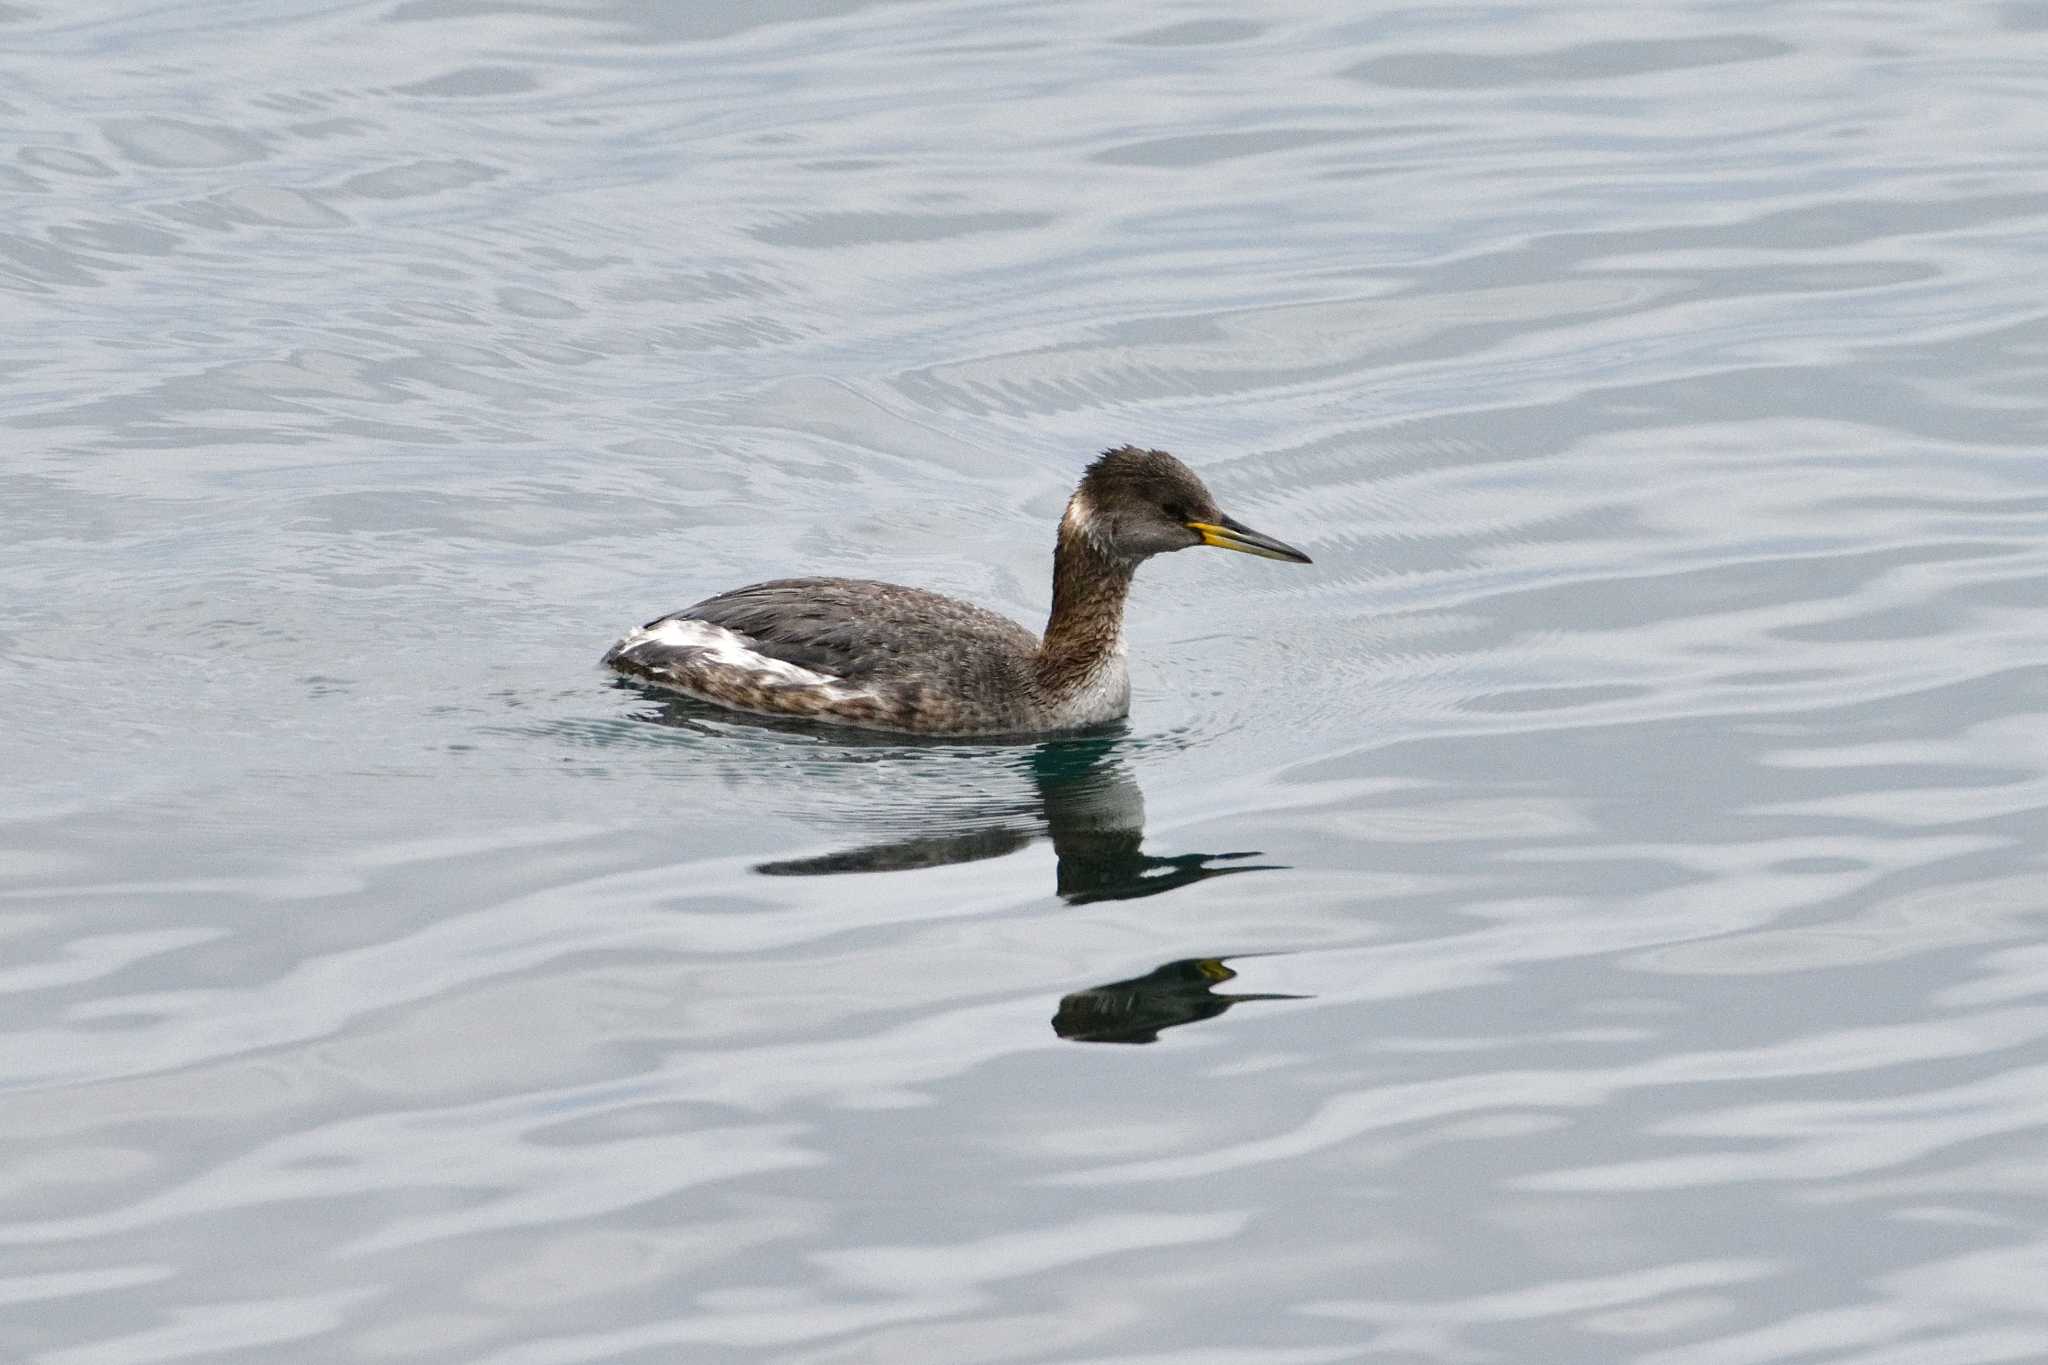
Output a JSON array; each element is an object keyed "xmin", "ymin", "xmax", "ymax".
[{"xmin": 6, "ymin": 1, "xmax": 2048, "ymax": 1361}]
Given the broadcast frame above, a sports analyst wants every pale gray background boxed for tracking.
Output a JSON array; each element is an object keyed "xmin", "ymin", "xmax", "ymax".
[{"xmin": 5, "ymin": 1, "xmax": 2048, "ymax": 1362}]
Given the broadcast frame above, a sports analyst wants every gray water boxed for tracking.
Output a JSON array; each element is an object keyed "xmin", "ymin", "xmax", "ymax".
[{"xmin": 6, "ymin": 1, "xmax": 2048, "ymax": 1361}]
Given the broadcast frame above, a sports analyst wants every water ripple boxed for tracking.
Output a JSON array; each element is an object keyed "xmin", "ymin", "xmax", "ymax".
[{"xmin": 6, "ymin": 0, "xmax": 2048, "ymax": 1360}]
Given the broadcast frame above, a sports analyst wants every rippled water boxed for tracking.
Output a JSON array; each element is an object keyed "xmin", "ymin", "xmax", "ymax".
[{"xmin": 7, "ymin": 1, "xmax": 2048, "ymax": 1360}]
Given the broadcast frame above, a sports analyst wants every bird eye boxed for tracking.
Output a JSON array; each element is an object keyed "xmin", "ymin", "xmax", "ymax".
[{"xmin": 1165, "ymin": 501, "xmax": 1189, "ymax": 520}]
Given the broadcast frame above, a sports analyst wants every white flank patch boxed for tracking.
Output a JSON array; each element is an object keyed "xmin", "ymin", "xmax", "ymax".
[{"xmin": 614, "ymin": 617, "xmax": 846, "ymax": 690}]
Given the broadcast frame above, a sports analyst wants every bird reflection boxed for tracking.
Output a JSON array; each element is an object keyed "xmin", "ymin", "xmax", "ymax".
[
  {"xmin": 730, "ymin": 728, "xmax": 1279, "ymax": 904},
  {"xmin": 1054, "ymin": 956, "xmax": 1304, "ymax": 1044}
]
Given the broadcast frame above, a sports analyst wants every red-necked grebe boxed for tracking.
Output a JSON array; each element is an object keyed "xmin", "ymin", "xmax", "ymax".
[{"xmin": 603, "ymin": 445, "xmax": 1311, "ymax": 736}]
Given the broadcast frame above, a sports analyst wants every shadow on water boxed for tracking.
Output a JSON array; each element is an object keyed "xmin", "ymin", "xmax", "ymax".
[
  {"xmin": 1052, "ymin": 956, "xmax": 1307, "ymax": 1045},
  {"xmin": 621, "ymin": 689, "xmax": 1307, "ymax": 1044},
  {"xmin": 622, "ymin": 686, "xmax": 1284, "ymax": 904}
]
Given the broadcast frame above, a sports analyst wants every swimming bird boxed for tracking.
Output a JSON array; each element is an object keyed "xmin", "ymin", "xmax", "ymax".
[{"xmin": 603, "ymin": 445, "xmax": 1311, "ymax": 736}]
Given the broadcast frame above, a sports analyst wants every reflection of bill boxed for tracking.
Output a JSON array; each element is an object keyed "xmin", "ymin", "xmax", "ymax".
[
  {"xmin": 1054, "ymin": 957, "xmax": 1305, "ymax": 1045},
  {"xmin": 751, "ymin": 735, "xmax": 1281, "ymax": 904}
]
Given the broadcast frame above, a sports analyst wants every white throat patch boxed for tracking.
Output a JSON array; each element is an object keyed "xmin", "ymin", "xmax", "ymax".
[{"xmin": 1060, "ymin": 491, "xmax": 1115, "ymax": 557}]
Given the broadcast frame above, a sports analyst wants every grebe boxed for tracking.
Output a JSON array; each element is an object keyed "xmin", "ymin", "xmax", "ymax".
[{"xmin": 603, "ymin": 445, "xmax": 1311, "ymax": 736}]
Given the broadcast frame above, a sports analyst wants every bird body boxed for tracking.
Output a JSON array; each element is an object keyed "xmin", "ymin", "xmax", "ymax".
[{"xmin": 604, "ymin": 446, "xmax": 1308, "ymax": 736}]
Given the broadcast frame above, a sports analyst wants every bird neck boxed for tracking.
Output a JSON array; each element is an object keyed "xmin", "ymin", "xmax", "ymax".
[{"xmin": 1037, "ymin": 525, "xmax": 1135, "ymax": 695}]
